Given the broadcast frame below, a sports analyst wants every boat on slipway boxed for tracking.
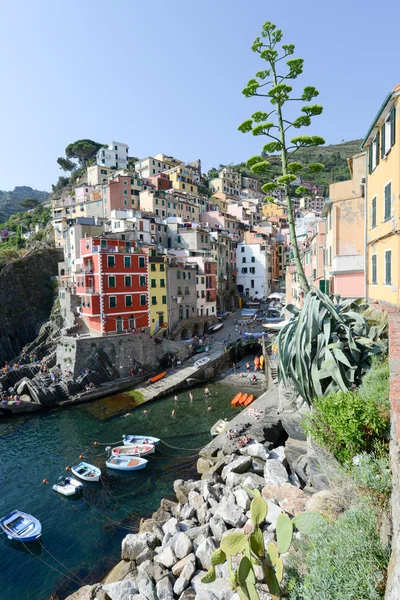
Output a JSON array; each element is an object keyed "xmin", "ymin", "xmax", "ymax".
[
  {"xmin": 0, "ymin": 510, "xmax": 42, "ymax": 542},
  {"xmin": 111, "ymin": 444, "xmax": 155, "ymax": 457},
  {"xmin": 210, "ymin": 419, "xmax": 228, "ymax": 436},
  {"xmin": 194, "ymin": 357, "xmax": 210, "ymax": 368},
  {"xmin": 208, "ymin": 323, "xmax": 223, "ymax": 334},
  {"xmin": 106, "ymin": 455, "xmax": 148, "ymax": 471},
  {"xmin": 52, "ymin": 476, "xmax": 83, "ymax": 496},
  {"xmin": 123, "ymin": 434, "xmax": 160, "ymax": 446},
  {"xmin": 71, "ymin": 462, "xmax": 101, "ymax": 482}
]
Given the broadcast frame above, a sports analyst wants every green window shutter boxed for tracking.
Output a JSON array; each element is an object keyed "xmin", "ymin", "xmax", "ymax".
[
  {"xmin": 371, "ymin": 197, "xmax": 376, "ymax": 228},
  {"xmin": 384, "ymin": 183, "xmax": 392, "ymax": 220},
  {"xmin": 381, "ymin": 124, "xmax": 385, "ymax": 158},
  {"xmin": 368, "ymin": 143, "xmax": 373, "ymax": 174},
  {"xmin": 391, "ymin": 107, "xmax": 396, "ymax": 146},
  {"xmin": 376, "ymin": 132, "xmax": 380, "ymax": 166}
]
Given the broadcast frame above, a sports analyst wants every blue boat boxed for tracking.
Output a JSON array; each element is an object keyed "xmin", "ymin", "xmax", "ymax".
[
  {"xmin": 241, "ymin": 332, "xmax": 265, "ymax": 339},
  {"xmin": 0, "ymin": 510, "xmax": 42, "ymax": 542},
  {"xmin": 123, "ymin": 435, "xmax": 160, "ymax": 446},
  {"xmin": 106, "ymin": 455, "xmax": 148, "ymax": 471}
]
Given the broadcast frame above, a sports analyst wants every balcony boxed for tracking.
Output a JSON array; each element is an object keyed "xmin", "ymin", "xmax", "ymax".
[{"xmin": 332, "ymin": 254, "xmax": 364, "ymax": 274}]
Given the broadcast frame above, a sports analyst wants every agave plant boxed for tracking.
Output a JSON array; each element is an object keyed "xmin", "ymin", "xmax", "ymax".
[{"xmin": 277, "ymin": 288, "xmax": 387, "ymax": 406}]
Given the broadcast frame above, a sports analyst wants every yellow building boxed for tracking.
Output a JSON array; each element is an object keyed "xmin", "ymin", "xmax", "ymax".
[
  {"xmin": 261, "ymin": 202, "xmax": 287, "ymax": 220},
  {"xmin": 211, "ymin": 192, "xmax": 230, "ymax": 213},
  {"xmin": 167, "ymin": 166, "xmax": 198, "ymax": 195},
  {"xmin": 362, "ymin": 85, "xmax": 400, "ymax": 305},
  {"xmin": 148, "ymin": 252, "xmax": 168, "ymax": 335},
  {"xmin": 139, "ymin": 190, "xmax": 200, "ymax": 222}
]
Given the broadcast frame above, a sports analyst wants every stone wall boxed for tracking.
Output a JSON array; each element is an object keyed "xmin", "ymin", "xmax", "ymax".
[
  {"xmin": 57, "ymin": 333, "xmax": 194, "ymax": 379},
  {"xmin": 385, "ymin": 310, "xmax": 400, "ymax": 599}
]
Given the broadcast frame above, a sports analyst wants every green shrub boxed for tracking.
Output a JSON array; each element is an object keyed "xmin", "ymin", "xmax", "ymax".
[
  {"xmin": 303, "ymin": 390, "xmax": 389, "ymax": 464},
  {"xmin": 287, "ymin": 501, "xmax": 389, "ymax": 600},
  {"xmin": 351, "ymin": 452, "xmax": 392, "ymax": 497},
  {"xmin": 359, "ymin": 357, "xmax": 390, "ymax": 409}
]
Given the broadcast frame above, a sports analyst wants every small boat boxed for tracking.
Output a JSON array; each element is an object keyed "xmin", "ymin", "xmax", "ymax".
[
  {"xmin": 52, "ymin": 476, "xmax": 83, "ymax": 496},
  {"xmin": 123, "ymin": 435, "xmax": 160, "ymax": 446},
  {"xmin": 239, "ymin": 393, "xmax": 249, "ymax": 405},
  {"xmin": 195, "ymin": 346, "xmax": 208, "ymax": 354},
  {"xmin": 147, "ymin": 372, "xmax": 166, "ymax": 385},
  {"xmin": 111, "ymin": 444, "xmax": 155, "ymax": 457},
  {"xmin": 241, "ymin": 332, "xmax": 265, "ymax": 339},
  {"xmin": 194, "ymin": 357, "xmax": 210, "ymax": 368},
  {"xmin": 244, "ymin": 395, "xmax": 255, "ymax": 407},
  {"xmin": 231, "ymin": 392, "xmax": 242, "ymax": 406},
  {"xmin": 106, "ymin": 455, "xmax": 148, "ymax": 471},
  {"xmin": 263, "ymin": 321, "xmax": 289, "ymax": 332},
  {"xmin": 208, "ymin": 323, "xmax": 223, "ymax": 334},
  {"xmin": 71, "ymin": 462, "xmax": 101, "ymax": 482},
  {"xmin": 0, "ymin": 510, "xmax": 42, "ymax": 542},
  {"xmin": 210, "ymin": 419, "xmax": 228, "ymax": 436}
]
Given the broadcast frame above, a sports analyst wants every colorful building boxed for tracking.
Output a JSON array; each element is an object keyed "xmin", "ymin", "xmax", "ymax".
[
  {"xmin": 75, "ymin": 236, "xmax": 149, "ymax": 335},
  {"xmin": 210, "ymin": 167, "xmax": 241, "ymax": 197},
  {"xmin": 166, "ymin": 259, "xmax": 197, "ymax": 334},
  {"xmin": 167, "ymin": 165, "xmax": 198, "ymax": 195},
  {"xmin": 97, "ymin": 141, "xmax": 129, "ymax": 170},
  {"xmin": 322, "ymin": 152, "xmax": 365, "ymax": 298},
  {"xmin": 362, "ymin": 85, "xmax": 399, "ymax": 306},
  {"xmin": 148, "ymin": 251, "xmax": 168, "ymax": 335}
]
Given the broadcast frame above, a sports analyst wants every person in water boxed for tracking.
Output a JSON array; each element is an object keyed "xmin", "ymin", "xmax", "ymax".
[
  {"xmin": 204, "ymin": 387, "xmax": 210, "ymax": 397},
  {"xmin": 172, "ymin": 409, "xmax": 176, "ymax": 417},
  {"xmin": 174, "ymin": 395, "xmax": 178, "ymax": 402},
  {"xmin": 189, "ymin": 392, "xmax": 193, "ymax": 402},
  {"xmin": 207, "ymin": 405, "xmax": 212, "ymax": 411}
]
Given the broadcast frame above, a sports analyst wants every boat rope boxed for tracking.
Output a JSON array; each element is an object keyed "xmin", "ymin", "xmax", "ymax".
[
  {"xmin": 82, "ymin": 496, "xmax": 140, "ymax": 532},
  {"xmin": 155, "ymin": 446, "xmax": 201, "ymax": 459},
  {"xmin": 40, "ymin": 541, "xmax": 88, "ymax": 586},
  {"xmin": 160, "ymin": 440, "xmax": 204, "ymax": 452},
  {"xmin": 92, "ymin": 439, "xmax": 123, "ymax": 446}
]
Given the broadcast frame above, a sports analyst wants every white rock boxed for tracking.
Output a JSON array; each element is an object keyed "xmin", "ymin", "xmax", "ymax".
[
  {"xmin": 184, "ymin": 523, "xmax": 210, "ymax": 540},
  {"xmin": 136, "ymin": 547, "xmax": 154, "ymax": 565},
  {"xmin": 181, "ymin": 503, "xmax": 196, "ymax": 520},
  {"xmin": 162, "ymin": 517, "xmax": 180, "ymax": 536},
  {"xmin": 121, "ymin": 533, "xmax": 157, "ymax": 561},
  {"xmin": 191, "ymin": 569, "xmax": 234, "ymax": 600},
  {"xmin": 269, "ymin": 446, "xmax": 287, "ymax": 464},
  {"xmin": 195, "ymin": 537, "xmax": 218, "ymax": 570},
  {"xmin": 173, "ymin": 558, "xmax": 197, "ymax": 595},
  {"xmin": 154, "ymin": 545, "xmax": 177, "ymax": 568},
  {"xmin": 265, "ymin": 500, "xmax": 283, "ymax": 532},
  {"xmin": 172, "ymin": 553, "xmax": 196, "ymax": 577},
  {"xmin": 213, "ymin": 499, "xmax": 246, "ymax": 528},
  {"xmin": 240, "ymin": 473, "xmax": 266, "ymax": 490},
  {"xmin": 103, "ymin": 580, "xmax": 139, "ymax": 600},
  {"xmin": 156, "ymin": 576, "xmax": 174, "ymax": 600},
  {"xmin": 221, "ymin": 456, "xmax": 252, "ymax": 480},
  {"xmin": 172, "ymin": 532, "xmax": 193, "ymax": 559},
  {"xmin": 209, "ymin": 516, "xmax": 227, "ymax": 541},
  {"xmin": 289, "ymin": 473, "xmax": 301, "ymax": 487},
  {"xmin": 240, "ymin": 441, "xmax": 270, "ymax": 462},
  {"xmin": 263, "ymin": 459, "xmax": 289, "ymax": 486},
  {"xmin": 138, "ymin": 575, "xmax": 157, "ymax": 600},
  {"xmin": 234, "ymin": 488, "xmax": 251, "ymax": 511}
]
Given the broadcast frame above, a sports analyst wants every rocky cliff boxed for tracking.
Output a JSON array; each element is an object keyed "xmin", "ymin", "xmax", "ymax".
[{"xmin": 0, "ymin": 248, "xmax": 62, "ymax": 365}]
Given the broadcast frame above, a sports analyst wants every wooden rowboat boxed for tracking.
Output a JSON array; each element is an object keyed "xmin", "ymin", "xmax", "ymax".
[{"xmin": 112, "ymin": 444, "xmax": 155, "ymax": 457}]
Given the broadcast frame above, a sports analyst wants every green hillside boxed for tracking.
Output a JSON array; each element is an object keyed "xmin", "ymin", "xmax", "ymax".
[
  {"xmin": 0, "ymin": 186, "xmax": 49, "ymax": 223},
  {"xmin": 209, "ymin": 139, "xmax": 364, "ymax": 195}
]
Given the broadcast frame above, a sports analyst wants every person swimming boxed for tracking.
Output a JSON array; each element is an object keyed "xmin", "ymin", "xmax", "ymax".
[{"xmin": 204, "ymin": 387, "xmax": 210, "ymax": 397}]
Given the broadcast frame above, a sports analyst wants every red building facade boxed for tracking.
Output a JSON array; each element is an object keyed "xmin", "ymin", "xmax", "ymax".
[{"xmin": 76, "ymin": 236, "xmax": 149, "ymax": 335}]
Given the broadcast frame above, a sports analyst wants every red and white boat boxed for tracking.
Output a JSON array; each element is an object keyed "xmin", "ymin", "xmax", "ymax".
[{"xmin": 111, "ymin": 444, "xmax": 155, "ymax": 457}]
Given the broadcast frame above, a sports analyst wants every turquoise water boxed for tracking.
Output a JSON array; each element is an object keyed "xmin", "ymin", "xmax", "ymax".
[{"xmin": 0, "ymin": 379, "xmax": 241, "ymax": 600}]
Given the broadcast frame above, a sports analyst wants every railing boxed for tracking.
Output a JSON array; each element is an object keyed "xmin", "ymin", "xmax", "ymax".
[{"xmin": 91, "ymin": 245, "xmax": 146, "ymax": 254}]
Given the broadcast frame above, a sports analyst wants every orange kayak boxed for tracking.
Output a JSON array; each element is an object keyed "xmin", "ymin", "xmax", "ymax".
[
  {"xmin": 239, "ymin": 393, "xmax": 248, "ymax": 405},
  {"xmin": 231, "ymin": 393, "xmax": 242, "ymax": 406},
  {"xmin": 244, "ymin": 394, "xmax": 254, "ymax": 407},
  {"xmin": 147, "ymin": 372, "xmax": 166, "ymax": 385}
]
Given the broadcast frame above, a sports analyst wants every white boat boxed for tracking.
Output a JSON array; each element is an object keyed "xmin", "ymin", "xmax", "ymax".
[
  {"xmin": 111, "ymin": 444, "xmax": 155, "ymax": 457},
  {"xmin": 194, "ymin": 357, "xmax": 211, "ymax": 368},
  {"xmin": 210, "ymin": 419, "xmax": 228, "ymax": 437},
  {"xmin": 208, "ymin": 323, "xmax": 224, "ymax": 334},
  {"xmin": 106, "ymin": 455, "xmax": 148, "ymax": 471},
  {"xmin": 123, "ymin": 435, "xmax": 160, "ymax": 446},
  {"xmin": 71, "ymin": 461, "xmax": 101, "ymax": 482},
  {"xmin": 263, "ymin": 321, "xmax": 289, "ymax": 331},
  {"xmin": 52, "ymin": 476, "xmax": 83, "ymax": 496}
]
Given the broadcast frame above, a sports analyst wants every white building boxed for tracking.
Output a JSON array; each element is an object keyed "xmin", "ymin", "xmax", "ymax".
[
  {"xmin": 97, "ymin": 141, "xmax": 129, "ymax": 170},
  {"xmin": 236, "ymin": 242, "xmax": 271, "ymax": 300},
  {"xmin": 135, "ymin": 154, "xmax": 183, "ymax": 179}
]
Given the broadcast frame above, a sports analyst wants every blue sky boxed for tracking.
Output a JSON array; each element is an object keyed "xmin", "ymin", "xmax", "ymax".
[{"xmin": 1, "ymin": 0, "xmax": 399, "ymax": 191}]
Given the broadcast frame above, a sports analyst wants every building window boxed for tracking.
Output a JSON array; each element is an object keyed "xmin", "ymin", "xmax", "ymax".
[
  {"xmin": 108, "ymin": 276, "xmax": 116, "ymax": 288},
  {"xmin": 185, "ymin": 286, "xmax": 190, "ymax": 295},
  {"xmin": 177, "ymin": 270, "xmax": 181, "ymax": 279},
  {"xmin": 251, "ymin": 280, "xmax": 254, "ymax": 288},
  {"xmin": 139, "ymin": 257, "xmax": 145, "ymax": 268},
  {"xmin": 109, "ymin": 296, "xmax": 117, "ymax": 308},
  {"xmin": 139, "ymin": 275, "xmax": 146, "ymax": 287},
  {"xmin": 151, "ymin": 263, "xmax": 156, "ymax": 272},
  {"xmin": 371, "ymin": 254, "xmax": 377, "ymax": 285},
  {"xmin": 385, "ymin": 250, "xmax": 392, "ymax": 285},
  {"xmin": 329, "ymin": 246, "xmax": 332, "ymax": 265},
  {"xmin": 251, "ymin": 256, "xmax": 255, "ymax": 263},
  {"xmin": 242, "ymin": 267, "xmax": 248, "ymax": 273},
  {"xmin": 160, "ymin": 264, "xmax": 165, "ymax": 272},
  {"xmin": 125, "ymin": 275, "xmax": 132, "ymax": 287},
  {"xmin": 101, "ymin": 239, "xmax": 107, "ymax": 248},
  {"xmin": 140, "ymin": 294, "xmax": 146, "ymax": 305},
  {"xmin": 371, "ymin": 197, "xmax": 377, "ymax": 228},
  {"xmin": 151, "ymin": 279, "xmax": 156, "ymax": 288},
  {"xmin": 124, "ymin": 256, "xmax": 131, "ymax": 268},
  {"xmin": 125, "ymin": 295, "xmax": 132, "ymax": 307},
  {"xmin": 242, "ymin": 257, "xmax": 246, "ymax": 263},
  {"xmin": 162, "ymin": 295, "xmax": 167, "ymax": 304},
  {"xmin": 384, "ymin": 182, "xmax": 392, "ymax": 221},
  {"xmin": 160, "ymin": 279, "xmax": 165, "ymax": 287},
  {"xmin": 152, "ymin": 296, "xmax": 157, "ymax": 305},
  {"xmin": 369, "ymin": 133, "xmax": 380, "ymax": 173},
  {"xmin": 107, "ymin": 255, "xmax": 115, "ymax": 267}
]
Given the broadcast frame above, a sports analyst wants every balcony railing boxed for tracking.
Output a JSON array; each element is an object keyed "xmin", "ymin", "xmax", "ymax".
[{"xmin": 91, "ymin": 245, "xmax": 146, "ymax": 254}]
